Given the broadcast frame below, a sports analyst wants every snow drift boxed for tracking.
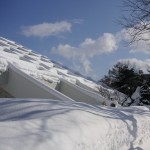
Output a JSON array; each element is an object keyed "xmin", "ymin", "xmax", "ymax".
[
  {"xmin": 0, "ymin": 37, "xmax": 150, "ymax": 150},
  {"xmin": 0, "ymin": 99, "xmax": 150, "ymax": 150}
]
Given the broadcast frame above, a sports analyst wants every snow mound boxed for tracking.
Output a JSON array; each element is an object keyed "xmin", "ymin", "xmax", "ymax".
[{"xmin": 0, "ymin": 99, "xmax": 150, "ymax": 150}]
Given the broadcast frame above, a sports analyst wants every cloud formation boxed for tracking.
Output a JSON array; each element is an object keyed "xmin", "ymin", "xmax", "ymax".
[
  {"xmin": 22, "ymin": 21, "xmax": 72, "ymax": 37},
  {"xmin": 118, "ymin": 58, "xmax": 150, "ymax": 73},
  {"xmin": 116, "ymin": 28, "xmax": 150, "ymax": 54},
  {"xmin": 51, "ymin": 33, "xmax": 118, "ymax": 73},
  {"xmin": 51, "ymin": 25, "xmax": 150, "ymax": 75},
  {"xmin": 21, "ymin": 20, "xmax": 149, "ymax": 76}
]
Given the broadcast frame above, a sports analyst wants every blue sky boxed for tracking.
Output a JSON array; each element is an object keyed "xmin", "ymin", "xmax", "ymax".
[{"xmin": 0, "ymin": 0, "xmax": 150, "ymax": 80}]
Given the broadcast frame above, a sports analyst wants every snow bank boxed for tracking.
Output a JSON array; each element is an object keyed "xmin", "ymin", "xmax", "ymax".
[{"xmin": 0, "ymin": 99, "xmax": 150, "ymax": 150}]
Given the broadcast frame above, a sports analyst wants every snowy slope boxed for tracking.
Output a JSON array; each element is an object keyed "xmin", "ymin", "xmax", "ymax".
[
  {"xmin": 0, "ymin": 99, "xmax": 150, "ymax": 150},
  {"xmin": 0, "ymin": 36, "xmax": 117, "ymax": 105},
  {"xmin": 0, "ymin": 36, "xmax": 96, "ymax": 87},
  {"xmin": 0, "ymin": 37, "xmax": 150, "ymax": 150}
]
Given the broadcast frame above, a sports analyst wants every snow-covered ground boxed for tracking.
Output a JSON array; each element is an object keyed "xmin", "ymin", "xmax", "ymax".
[
  {"xmin": 0, "ymin": 37, "xmax": 150, "ymax": 149},
  {"xmin": 0, "ymin": 99, "xmax": 150, "ymax": 150}
]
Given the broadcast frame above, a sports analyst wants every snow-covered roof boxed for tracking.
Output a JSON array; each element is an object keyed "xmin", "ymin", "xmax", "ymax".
[{"xmin": 0, "ymin": 36, "xmax": 114, "ymax": 105}]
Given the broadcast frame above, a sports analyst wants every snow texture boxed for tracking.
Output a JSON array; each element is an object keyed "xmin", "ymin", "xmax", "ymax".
[
  {"xmin": 0, "ymin": 37, "xmax": 116, "ymax": 105},
  {"xmin": 0, "ymin": 99, "xmax": 150, "ymax": 150},
  {"xmin": 0, "ymin": 37, "xmax": 150, "ymax": 150},
  {"xmin": 0, "ymin": 58, "xmax": 8, "ymax": 74}
]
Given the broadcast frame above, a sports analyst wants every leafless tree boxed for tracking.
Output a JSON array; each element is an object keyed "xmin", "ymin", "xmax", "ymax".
[{"xmin": 120, "ymin": 0, "xmax": 150, "ymax": 45}]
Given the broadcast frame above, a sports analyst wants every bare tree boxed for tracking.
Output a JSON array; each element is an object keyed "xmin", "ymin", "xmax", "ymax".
[{"xmin": 120, "ymin": 0, "xmax": 150, "ymax": 44}]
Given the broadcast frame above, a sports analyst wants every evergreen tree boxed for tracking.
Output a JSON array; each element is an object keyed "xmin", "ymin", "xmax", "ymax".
[
  {"xmin": 101, "ymin": 62, "xmax": 144, "ymax": 106},
  {"xmin": 101, "ymin": 62, "xmax": 140, "ymax": 97},
  {"xmin": 140, "ymin": 75, "xmax": 150, "ymax": 105}
]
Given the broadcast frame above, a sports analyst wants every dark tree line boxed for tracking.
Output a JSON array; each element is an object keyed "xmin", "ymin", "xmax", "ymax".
[{"xmin": 101, "ymin": 62, "xmax": 150, "ymax": 106}]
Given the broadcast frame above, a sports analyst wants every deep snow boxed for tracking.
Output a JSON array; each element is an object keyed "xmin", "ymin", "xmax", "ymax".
[
  {"xmin": 0, "ymin": 37, "xmax": 150, "ymax": 150},
  {"xmin": 0, "ymin": 99, "xmax": 150, "ymax": 150}
]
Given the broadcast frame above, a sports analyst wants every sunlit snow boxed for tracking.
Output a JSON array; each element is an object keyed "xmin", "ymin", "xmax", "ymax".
[
  {"xmin": 0, "ymin": 99, "xmax": 150, "ymax": 150},
  {"xmin": 0, "ymin": 37, "xmax": 150, "ymax": 150}
]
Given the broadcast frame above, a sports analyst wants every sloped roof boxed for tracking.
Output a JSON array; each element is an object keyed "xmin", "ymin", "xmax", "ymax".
[
  {"xmin": 0, "ymin": 37, "xmax": 97, "ymax": 90},
  {"xmin": 0, "ymin": 36, "xmax": 115, "ymax": 105}
]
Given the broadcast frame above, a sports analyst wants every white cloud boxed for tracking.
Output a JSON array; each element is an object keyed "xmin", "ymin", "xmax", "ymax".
[
  {"xmin": 51, "ymin": 33, "xmax": 118, "ymax": 74},
  {"xmin": 47, "ymin": 21, "xmax": 150, "ymax": 77},
  {"xmin": 118, "ymin": 58, "xmax": 150, "ymax": 73},
  {"xmin": 22, "ymin": 21, "xmax": 72, "ymax": 37},
  {"xmin": 116, "ymin": 28, "xmax": 150, "ymax": 54},
  {"xmin": 129, "ymin": 39, "xmax": 150, "ymax": 54}
]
